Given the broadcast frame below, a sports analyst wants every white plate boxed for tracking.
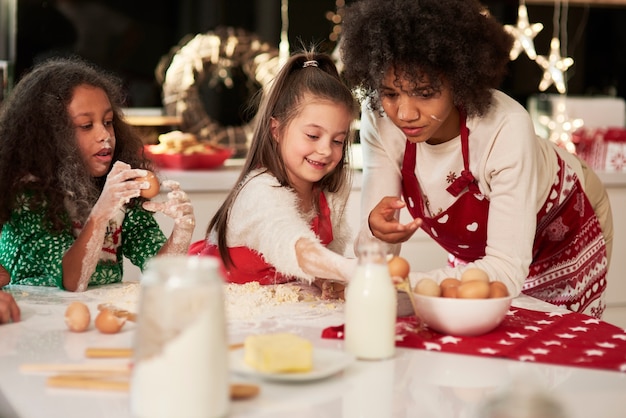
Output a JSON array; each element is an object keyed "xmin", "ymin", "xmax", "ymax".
[{"xmin": 230, "ymin": 348, "xmax": 355, "ymax": 382}]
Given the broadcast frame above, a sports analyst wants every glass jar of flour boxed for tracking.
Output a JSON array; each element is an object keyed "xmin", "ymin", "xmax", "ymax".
[{"xmin": 130, "ymin": 255, "xmax": 229, "ymax": 418}]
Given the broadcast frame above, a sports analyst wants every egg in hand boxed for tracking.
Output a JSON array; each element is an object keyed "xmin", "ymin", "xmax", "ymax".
[{"xmin": 136, "ymin": 170, "xmax": 160, "ymax": 199}]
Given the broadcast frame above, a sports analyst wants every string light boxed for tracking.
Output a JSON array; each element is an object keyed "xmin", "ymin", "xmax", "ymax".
[
  {"xmin": 538, "ymin": 96, "xmax": 583, "ymax": 154},
  {"xmin": 278, "ymin": 0, "xmax": 290, "ymax": 67},
  {"xmin": 536, "ymin": 37, "xmax": 574, "ymax": 94},
  {"xmin": 535, "ymin": 1, "xmax": 573, "ymax": 95},
  {"xmin": 504, "ymin": 1, "xmax": 543, "ymax": 60}
]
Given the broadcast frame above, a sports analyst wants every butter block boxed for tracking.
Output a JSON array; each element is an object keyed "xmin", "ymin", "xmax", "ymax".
[{"xmin": 244, "ymin": 333, "xmax": 313, "ymax": 373}]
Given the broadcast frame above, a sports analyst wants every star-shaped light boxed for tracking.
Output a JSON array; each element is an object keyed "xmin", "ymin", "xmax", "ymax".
[
  {"xmin": 584, "ymin": 349, "xmax": 605, "ymax": 357},
  {"xmin": 529, "ymin": 347, "xmax": 550, "ymax": 355},
  {"xmin": 478, "ymin": 347, "xmax": 499, "ymax": 355},
  {"xmin": 538, "ymin": 96, "xmax": 584, "ymax": 153},
  {"xmin": 535, "ymin": 37, "xmax": 574, "ymax": 94},
  {"xmin": 504, "ymin": 4, "xmax": 543, "ymax": 60}
]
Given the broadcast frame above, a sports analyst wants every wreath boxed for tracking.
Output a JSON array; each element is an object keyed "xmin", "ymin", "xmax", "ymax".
[{"xmin": 156, "ymin": 27, "xmax": 280, "ymax": 158}]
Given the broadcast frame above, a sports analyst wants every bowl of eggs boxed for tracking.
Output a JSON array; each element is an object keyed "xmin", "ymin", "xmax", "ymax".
[{"xmin": 412, "ymin": 268, "xmax": 514, "ymax": 337}]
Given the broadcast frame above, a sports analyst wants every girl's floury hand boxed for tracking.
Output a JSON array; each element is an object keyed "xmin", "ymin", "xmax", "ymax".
[
  {"xmin": 320, "ymin": 280, "xmax": 345, "ymax": 300},
  {"xmin": 142, "ymin": 180, "xmax": 195, "ymax": 230}
]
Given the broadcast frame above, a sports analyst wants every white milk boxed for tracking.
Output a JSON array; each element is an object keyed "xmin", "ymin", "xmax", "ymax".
[{"xmin": 344, "ymin": 241, "xmax": 397, "ymax": 360}]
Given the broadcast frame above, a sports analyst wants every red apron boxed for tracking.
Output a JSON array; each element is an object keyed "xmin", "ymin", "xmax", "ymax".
[
  {"xmin": 189, "ymin": 190, "xmax": 334, "ymax": 285},
  {"xmin": 400, "ymin": 112, "xmax": 607, "ymax": 318}
]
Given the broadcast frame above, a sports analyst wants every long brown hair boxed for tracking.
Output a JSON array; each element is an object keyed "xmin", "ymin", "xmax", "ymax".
[
  {"xmin": 0, "ymin": 57, "xmax": 152, "ymax": 231},
  {"xmin": 208, "ymin": 50, "xmax": 358, "ymax": 267}
]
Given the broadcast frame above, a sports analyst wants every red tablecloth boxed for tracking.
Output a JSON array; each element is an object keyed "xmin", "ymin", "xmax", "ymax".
[{"xmin": 322, "ymin": 307, "xmax": 626, "ymax": 372}]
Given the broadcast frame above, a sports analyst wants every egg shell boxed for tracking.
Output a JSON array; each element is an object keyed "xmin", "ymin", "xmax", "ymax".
[
  {"xmin": 488, "ymin": 281, "xmax": 509, "ymax": 298},
  {"xmin": 460, "ymin": 267, "xmax": 489, "ymax": 283},
  {"xmin": 457, "ymin": 280, "xmax": 490, "ymax": 299},
  {"xmin": 387, "ymin": 256, "xmax": 410, "ymax": 279},
  {"xmin": 415, "ymin": 278, "xmax": 442, "ymax": 297},
  {"xmin": 94, "ymin": 309, "xmax": 126, "ymax": 334},
  {"xmin": 442, "ymin": 285, "xmax": 459, "ymax": 298},
  {"xmin": 440, "ymin": 277, "xmax": 461, "ymax": 289},
  {"xmin": 137, "ymin": 171, "xmax": 160, "ymax": 199},
  {"xmin": 64, "ymin": 301, "xmax": 91, "ymax": 332}
]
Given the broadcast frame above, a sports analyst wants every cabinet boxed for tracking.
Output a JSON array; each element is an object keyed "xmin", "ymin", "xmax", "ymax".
[{"xmin": 125, "ymin": 166, "xmax": 626, "ymax": 329}]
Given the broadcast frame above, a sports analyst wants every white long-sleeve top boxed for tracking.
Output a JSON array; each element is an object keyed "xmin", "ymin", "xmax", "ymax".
[
  {"xmin": 212, "ymin": 169, "xmax": 357, "ymax": 282},
  {"xmin": 359, "ymin": 90, "xmax": 585, "ymax": 296}
]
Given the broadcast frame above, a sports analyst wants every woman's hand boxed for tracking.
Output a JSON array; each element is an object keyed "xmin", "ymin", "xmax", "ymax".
[
  {"xmin": 91, "ymin": 161, "xmax": 145, "ymax": 222},
  {"xmin": 0, "ymin": 291, "xmax": 20, "ymax": 324},
  {"xmin": 369, "ymin": 197, "xmax": 422, "ymax": 244},
  {"xmin": 142, "ymin": 180, "xmax": 195, "ymax": 230}
]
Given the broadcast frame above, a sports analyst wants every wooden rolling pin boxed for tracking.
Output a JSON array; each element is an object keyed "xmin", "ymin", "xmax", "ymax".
[
  {"xmin": 85, "ymin": 343, "xmax": 244, "ymax": 359},
  {"xmin": 46, "ymin": 374, "xmax": 260, "ymax": 400}
]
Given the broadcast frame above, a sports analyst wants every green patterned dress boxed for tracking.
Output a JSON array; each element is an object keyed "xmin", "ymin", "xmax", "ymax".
[{"xmin": 0, "ymin": 194, "xmax": 167, "ymax": 289}]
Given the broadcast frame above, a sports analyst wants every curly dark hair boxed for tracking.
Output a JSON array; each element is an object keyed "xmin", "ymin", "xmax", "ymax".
[
  {"xmin": 340, "ymin": 0, "xmax": 514, "ymax": 118},
  {"xmin": 0, "ymin": 57, "xmax": 152, "ymax": 231}
]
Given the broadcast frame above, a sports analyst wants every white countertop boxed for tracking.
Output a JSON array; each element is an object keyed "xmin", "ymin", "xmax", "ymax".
[
  {"xmin": 1, "ymin": 282, "xmax": 625, "ymax": 418},
  {"xmin": 155, "ymin": 158, "xmax": 626, "ymax": 193}
]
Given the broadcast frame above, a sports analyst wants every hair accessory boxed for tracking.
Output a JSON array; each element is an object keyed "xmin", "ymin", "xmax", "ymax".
[{"xmin": 303, "ymin": 60, "xmax": 319, "ymax": 68}]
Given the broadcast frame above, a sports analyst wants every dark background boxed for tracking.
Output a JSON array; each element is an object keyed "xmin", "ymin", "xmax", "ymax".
[{"xmin": 12, "ymin": 1, "xmax": 626, "ymax": 116}]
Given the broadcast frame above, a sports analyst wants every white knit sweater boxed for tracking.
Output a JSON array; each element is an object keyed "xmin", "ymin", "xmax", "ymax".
[{"xmin": 210, "ymin": 169, "xmax": 356, "ymax": 282}]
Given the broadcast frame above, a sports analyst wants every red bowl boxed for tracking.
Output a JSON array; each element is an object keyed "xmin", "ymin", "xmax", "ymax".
[{"xmin": 144, "ymin": 145, "xmax": 233, "ymax": 170}]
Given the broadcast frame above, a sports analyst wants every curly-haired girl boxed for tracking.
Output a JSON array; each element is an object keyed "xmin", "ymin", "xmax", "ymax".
[
  {"xmin": 0, "ymin": 57, "xmax": 195, "ymax": 292},
  {"xmin": 340, "ymin": 0, "xmax": 613, "ymax": 318}
]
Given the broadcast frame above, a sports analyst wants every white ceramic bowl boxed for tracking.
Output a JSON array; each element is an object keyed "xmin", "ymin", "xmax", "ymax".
[{"xmin": 412, "ymin": 293, "xmax": 514, "ymax": 336}]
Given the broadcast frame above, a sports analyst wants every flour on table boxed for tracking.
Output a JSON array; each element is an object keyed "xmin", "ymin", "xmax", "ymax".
[{"xmin": 224, "ymin": 281, "xmax": 336, "ymax": 321}]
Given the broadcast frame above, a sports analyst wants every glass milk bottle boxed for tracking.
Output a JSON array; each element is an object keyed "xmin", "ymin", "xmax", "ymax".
[
  {"xmin": 130, "ymin": 255, "xmax": 229, "ymax": 418},
  {"xmin": 344, "ymin": 238, "xmax": 397, "ymax": 360}
]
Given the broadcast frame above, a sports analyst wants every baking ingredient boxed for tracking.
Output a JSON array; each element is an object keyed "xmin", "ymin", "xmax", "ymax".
[
  {"xmin": 489, "ymin": 281, "xmax": 510, "ymax": 298},
  {"xmin": 94, "ymin": 308, "xmax": 126, "ymax": 334},
  {"xmin": 442, "ymin": 285, "xmax": 459, "ymax": 298},
  {"xmin": 440, "ymin": 277, "xmax": 461, "ymax": 289},
  {"xmin": 415, "ymin": 278, "xmax": 442, "ymax": 297},
  {"xmin": 387, "ymin": 256, "xmax": 410, "ymax": 279},
  {"xmin": 345, "ymin": 238, "xmax": 397, "ymax": 360},
  {"xmin": 457, "ymin": 280, "xmax": 491, "ymax": 299},
  {"xmin": 461, "ymin": 267, "xmax": 490, "ymax": 283},
  {"xmin": 64, "ymin": 301, "xmax": 91, "ymax": 332},
  {"xmin": 137, "ymin": 170, "xmax": 160, "ymax": 199},
  {"xmin": 244, "ymin": 333, "xmax": 313, "ymax": 373},
  {"xmin": 131, "ymin": 256, "xmax": 229, "ymax": 418}
]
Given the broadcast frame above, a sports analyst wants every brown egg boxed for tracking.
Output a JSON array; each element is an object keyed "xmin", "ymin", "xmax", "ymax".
[
  {"xmin": 415, "ymin": 278, "xmax": 441, "ymax": 297},
  {"xmin": 64, "ymin": 301, "xmax": 91, "ymax": 332},
  {"xmin": 388, "ymin": 256, "xmax": 410, "ymax": 279},
  {"xmin": 94, "ymin": 309, "xmax": 127, "ymax": 334},
  {"xmin": 457, "ymin": 280, "xmax": 490, "ymax": 299},
  {"xmin": 488, "ymin": 281, "xmax": 509, "ymax": 298},
  {"xmin": 440, "ymin": 277, "xmax": 461, "ymax": 289},
  {"xmin": 460, "ymin": 267, "xmax": 490, "ymax": 283},
  {"xmin": 442, "ymin": 285, "xmax": 459, "ymax": 298},
  {"xmin": 137, "ymin": 170, "xmax": 160, "ymax": 199}
]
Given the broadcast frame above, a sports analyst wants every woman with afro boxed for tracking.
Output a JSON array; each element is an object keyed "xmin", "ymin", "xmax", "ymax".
[{"xmin": 340, "ymin": 0, "xmax": 613, "ymax": 318}]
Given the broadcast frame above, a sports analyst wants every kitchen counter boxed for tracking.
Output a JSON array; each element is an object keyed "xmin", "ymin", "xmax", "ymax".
[{"xmin": 1, "ymin": 282, "xmax": 625, "ymax": 418}]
